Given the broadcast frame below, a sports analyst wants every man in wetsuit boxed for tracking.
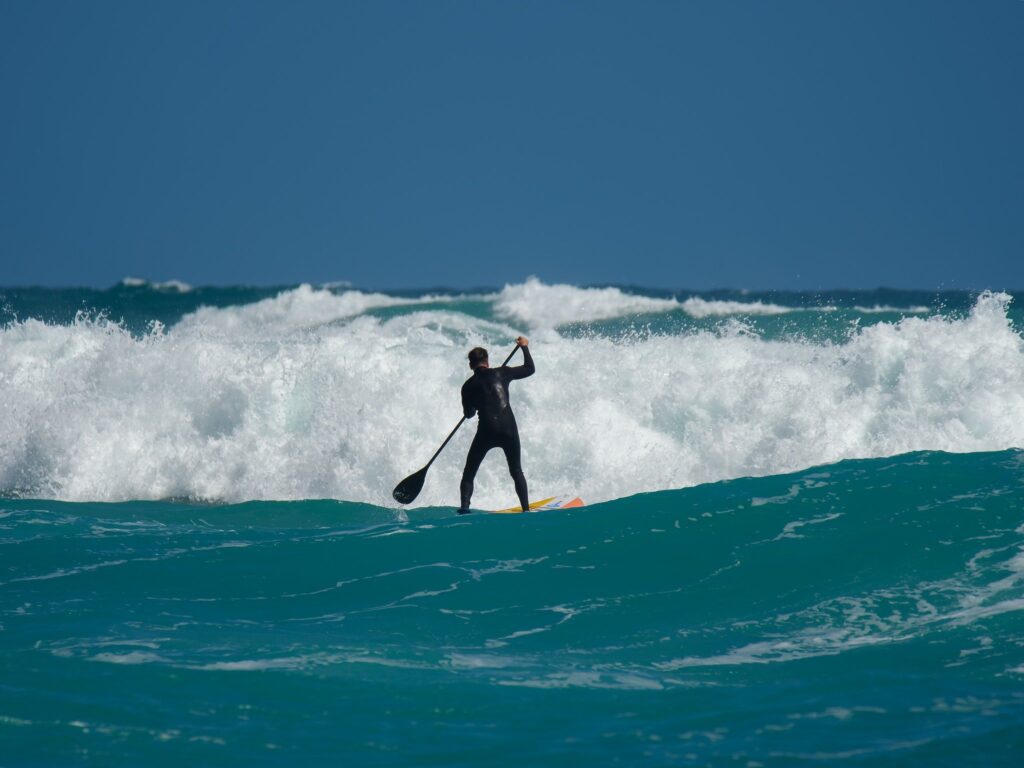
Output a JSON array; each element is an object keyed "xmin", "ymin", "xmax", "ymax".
[{"xmin": 458, "ymin": 336, "xmax": 534, "ymax": 514}]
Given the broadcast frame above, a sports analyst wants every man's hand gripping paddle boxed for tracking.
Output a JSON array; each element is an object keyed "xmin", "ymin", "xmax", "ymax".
[{"xmin": 392, "ymin": 343, "xmax": 522, "ymax": 505}]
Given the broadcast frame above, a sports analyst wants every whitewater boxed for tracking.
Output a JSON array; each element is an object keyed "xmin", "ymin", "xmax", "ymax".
[{"xmin": 1, "ymin": 279, "xmax": 1022, "ymax": 506}]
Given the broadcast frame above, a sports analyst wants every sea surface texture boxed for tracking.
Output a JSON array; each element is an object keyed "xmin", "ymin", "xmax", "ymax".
[{"xmin": 1, "ymin": 279, "xmax": 1023, "ymax": 765}]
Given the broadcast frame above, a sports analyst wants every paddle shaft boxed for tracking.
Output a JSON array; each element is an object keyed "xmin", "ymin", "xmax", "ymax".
[{"xmin": 421, "ymin": 344, "xmax": 522, "ymax": 471}]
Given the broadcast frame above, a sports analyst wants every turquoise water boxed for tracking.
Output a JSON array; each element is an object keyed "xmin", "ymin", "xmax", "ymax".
[
  {"xmin": 2, "ymin": 451, "xmax": 1023, "ymax": 765},
  {"xmin": 2, "ymin": 280, "xmax": 1023, "ymax": 764}
]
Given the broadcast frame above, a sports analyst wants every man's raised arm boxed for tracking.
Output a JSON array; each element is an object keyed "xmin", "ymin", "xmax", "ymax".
[{"xmin": 504, "ymin": 337, "xmax": 535, "ymax": 381}]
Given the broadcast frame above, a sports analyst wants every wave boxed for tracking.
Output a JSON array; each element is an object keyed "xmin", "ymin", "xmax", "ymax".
[
  {"xmin": 173, "ymin": 283, "xmax": 458, "ymax": 336},
  {"xmin": 3, "ymin": 280, "xmax": 956, "ymax": 338},
  {"xmin": 494, "ymin": 277, "xmax": 680, "ymax": 327},
  {"xmin": 4, "ymin": 450, "xmax": 1024, "ymax": 764},
  {"xmin": 0, "ymin": 283, "xmax": 1020, "ymax": 504},
  {"xmin": 493, "ymin": 277, "xmax": 818, "ymax": 326},
  {"xmin": 853, "ymin": 304, "xmax": 930, "ymax": 314},
  {"xmin": 9, "ymin": 450, "xmax": 1024, "ymax": 660},
  {"xmin": 119, "ymin": 277, "xmax": 193, "ymax": 293},
  {"xmin": 679, "ymin": 296, "xmax": 795, "ymax": 317},
  {"xmin": 2, "ymin": 451, "xmax": 1023, "ymax": 765}
]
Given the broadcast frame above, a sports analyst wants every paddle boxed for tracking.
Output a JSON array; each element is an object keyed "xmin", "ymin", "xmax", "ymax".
[{"xmin": 392, "ymin": 343, "xmax": 522, "ymax": 504}]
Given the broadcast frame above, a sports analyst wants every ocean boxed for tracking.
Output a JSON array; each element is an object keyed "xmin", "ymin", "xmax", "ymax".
[{"xmin": 1, "ymin": 278, "xmax": 1023, "ymax": 765}]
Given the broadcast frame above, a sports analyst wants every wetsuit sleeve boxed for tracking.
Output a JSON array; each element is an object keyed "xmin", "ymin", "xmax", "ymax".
[
  {"xmin": 502, "ymin": 345, "xmax": 535, "ymax": 381},
  {"xmin": 461, "ymin": 380, "xmax": 477, "ymax": 419}
]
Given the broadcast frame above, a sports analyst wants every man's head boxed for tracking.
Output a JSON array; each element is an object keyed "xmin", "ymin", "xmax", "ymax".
[{"xmin": 468, "ymin": 347, "xmax": 489, "ymax": 370}]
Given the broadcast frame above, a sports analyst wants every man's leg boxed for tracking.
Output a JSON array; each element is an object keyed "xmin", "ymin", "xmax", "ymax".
[
  {"xmin": 500, "ymin": 431, "xmax": 529, "ymax": 512},
  {"xmin": 459, "ymin": 433, "xmax": 490, "ymax": 512}
]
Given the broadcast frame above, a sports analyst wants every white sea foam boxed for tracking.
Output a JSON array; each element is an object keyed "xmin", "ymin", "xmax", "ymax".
[
  {"xmin": 90, "ymin": 651, "xmax": 168, "ymax": 665},
  {"xmin": 680, "ymin": 297, "xmax": 795, "ymax": 318},
  {"xmin": 174, "ymin": 283, "xmax": 449, "ymax": 335},
  {"xmin": 196, "ymin": 656, "xmax": 316, "ymax": 671},
  {"xmin": 0, "ymin": 287, "xmax": 1021, "ymax": 506},
  {"xmin": 494, "ymin": 278, "xmax": 826, "ymax": 326},
  {"xmin": 120, "ymin": 277, "xmax": 193, "ymax": 292},
  {"xmin": 853, "ymin": 305, "xmax": 930, "ymax": 314},
  {"xmin": 153, "ymin": 280, "xmax": 193, "ymax": 293},
  {"xmin": 494, "ymin": 277, "xmax": 679, "ymax": 328},
  {"xmin": 497, "ymin": 671, "xmax": 665, "ymax": 690}
]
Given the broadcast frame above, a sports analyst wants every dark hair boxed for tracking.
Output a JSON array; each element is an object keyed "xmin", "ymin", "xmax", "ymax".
[{"xmin": 468, "ymin": 347, "xmax": 489, "ymax": 369}]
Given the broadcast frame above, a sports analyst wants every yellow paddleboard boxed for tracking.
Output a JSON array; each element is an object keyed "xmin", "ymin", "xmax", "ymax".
[{"xmin": 491, "ymin": 495, "xmax": 585, "ymax": 514}]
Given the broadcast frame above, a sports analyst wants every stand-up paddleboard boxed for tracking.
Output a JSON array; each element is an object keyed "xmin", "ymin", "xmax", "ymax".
[{"xmin": 491, "ymin": 495, "xmax": 585, "ymax": 514}]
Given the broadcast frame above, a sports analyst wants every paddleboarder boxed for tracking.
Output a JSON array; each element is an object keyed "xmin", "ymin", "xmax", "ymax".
[{"xmin": 458, "ymin": 336, "xmax": 534, "ymax": 513}]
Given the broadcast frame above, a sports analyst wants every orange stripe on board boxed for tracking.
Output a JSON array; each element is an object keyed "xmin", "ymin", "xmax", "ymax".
[{"xmin": 491, "ymin": 496, "xmax": 584, "ymax": 514}]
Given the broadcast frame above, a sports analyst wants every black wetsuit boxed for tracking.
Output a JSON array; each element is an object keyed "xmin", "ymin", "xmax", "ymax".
[{"xmin": 460, "ymin": 346, "xmax": 535, "ymax": 511}]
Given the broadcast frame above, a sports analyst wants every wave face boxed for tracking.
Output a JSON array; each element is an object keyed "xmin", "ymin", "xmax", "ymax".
[
  {"xmin": 2, "ymin": 450, "xmax": 1023, "ymax": 765},
  {"xmin": 1, "ymin": 280, "xmax": 1022, "ymax": 504}
]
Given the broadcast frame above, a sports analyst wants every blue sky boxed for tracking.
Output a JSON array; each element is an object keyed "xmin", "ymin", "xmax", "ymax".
[{"xmin": 1, "ymin": 0, "xmax": 1021, "ymax": 290}]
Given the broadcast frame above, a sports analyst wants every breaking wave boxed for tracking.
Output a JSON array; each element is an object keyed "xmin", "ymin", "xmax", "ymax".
[{"xmin": 0, "ymin": 281, "xmax": 1020, "ymax": 505}]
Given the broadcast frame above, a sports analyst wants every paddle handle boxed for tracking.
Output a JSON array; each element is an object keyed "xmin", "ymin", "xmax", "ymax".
[{"xmin": 422, "ymin": 343, "xmax": 522, "ymax": 470}]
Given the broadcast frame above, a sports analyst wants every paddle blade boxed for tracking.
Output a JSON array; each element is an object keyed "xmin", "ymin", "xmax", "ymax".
[{"xmin": 392, "ymin": 466, "xmax": 428, "ymax": 504}]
